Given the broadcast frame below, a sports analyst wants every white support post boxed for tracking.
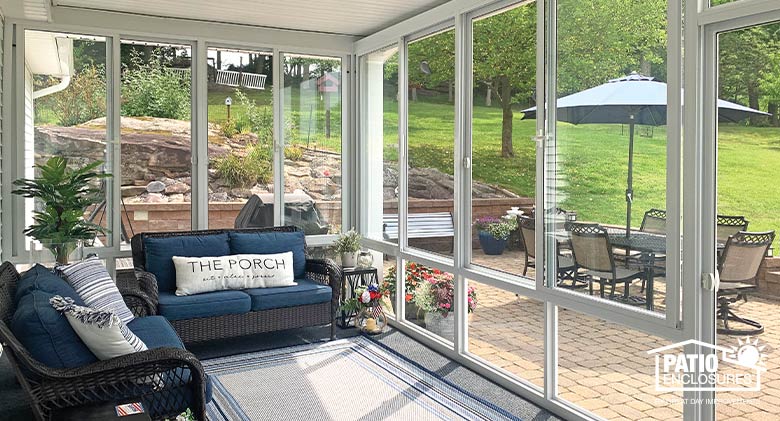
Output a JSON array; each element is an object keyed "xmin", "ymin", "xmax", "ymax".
[
  {"xmin": 192, "ymin": 40, "xmax": 209, "ymax": 230},
  {"xmin": 453, "ymin": 13, "xmax": 468, "ymax": 355},
  {"xmin": 273, "ymin": 49, "xmax": 284, "ymax": 226},
  {"xmin": 1, "ymin": 22, "xmax": 15, "ymax": 259}
]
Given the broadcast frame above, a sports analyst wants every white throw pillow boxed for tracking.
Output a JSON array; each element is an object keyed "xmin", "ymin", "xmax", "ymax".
[
  {"xmin": 49, "ymin": 295, "xmax": 147, "ymax": 360},
  {"xmin": 172, "ymin": 252, "xmax": 296, "ymax": 296}
]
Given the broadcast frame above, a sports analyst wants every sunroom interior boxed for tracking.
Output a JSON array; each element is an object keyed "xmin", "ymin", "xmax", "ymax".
[{"xmin": 1, "ymin": 0, "xmax": 780, "ymax": 420}]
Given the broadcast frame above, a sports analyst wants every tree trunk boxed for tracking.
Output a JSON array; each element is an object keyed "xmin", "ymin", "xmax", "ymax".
[
  {"xmin": 485, "ymin": 86, "xmax": 492, "ymax": 107},
  {"xmin": 769, "ymin": 102, "xmax": 779, "ymax": 126},
  {"xmin": 411, "ymin": 87, "xmax": 418, "ymax": 102},
  {"xmin": 640, "ymin": 56, "xmax": 651, "ymax": 76},
  {"xmin": 500, "ymin": 77, "xmax": 514, "ymax": 158},
  {"xmin": 448, "ymin": 81, "xmax": 454, "ymax": 103},
  {"xmin": 747, "ymin": 83, "xmax": 761, "ymax": 125},
  {"xmin": 216, "ymin": 51, "xmax": 222, "ymax": 70},
  {"xmin": 303, "ymin": 64, "xmax": 310, "ymax": 81}
]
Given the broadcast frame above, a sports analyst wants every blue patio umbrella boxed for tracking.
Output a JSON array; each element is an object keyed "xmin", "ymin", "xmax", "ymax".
[{"xmin": 521, "ymin": 72, "xmax": 770, "ymax": 235}]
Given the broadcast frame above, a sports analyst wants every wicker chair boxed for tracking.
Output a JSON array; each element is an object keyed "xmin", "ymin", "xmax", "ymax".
[
  {"xmin": 518, "ymin": 215, "xmax": 582, "ymax": 287},
  {"xmin": 0, "ymin": 262, "xmax": 207, "ymax": 421},
  {"xmin": 717, "ymin": 215, "xmax": 749, "ymax": 245},
  {"xmin": 568, "ymin": 223, "xmax": 647, "ymax": 304},
  {"xmin": 130, "ymin": 226, "xmax": 342, "ymax": 344},
  {"xmin": 717, "ymin": 230, "xmax": 774, "ymax": 336}
]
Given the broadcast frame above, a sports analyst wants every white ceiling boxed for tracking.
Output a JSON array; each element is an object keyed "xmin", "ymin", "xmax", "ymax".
[{"xmin": 52, "ymin": 0, "xmax": 451, "ymax": 36}]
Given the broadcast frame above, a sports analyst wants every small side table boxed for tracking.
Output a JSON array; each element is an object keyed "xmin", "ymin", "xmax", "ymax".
[{"xmin": 338, "ymin": 267, "xmax": 379, "ymax": 328}]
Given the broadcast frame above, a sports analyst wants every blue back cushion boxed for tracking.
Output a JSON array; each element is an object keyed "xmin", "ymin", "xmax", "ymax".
[
  {"xmin": 143, "ymin": 233, "xmax": 231, "ymax": 292},
  {"xmin": 15, "ymin": 264, "xmax": 82, "ymax": 305},
  {"xmin": 229, "ymin": 231, "xmax": 307, "ymax": 278},
  {"xmin": 11, "ymin": 290, "xmax": 97, "ymax": 368}
]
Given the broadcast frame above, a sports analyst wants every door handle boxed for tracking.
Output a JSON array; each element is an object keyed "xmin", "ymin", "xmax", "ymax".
[{"xmin": 701, "ymin": 272, "xmax": 720, "ymax": 291}]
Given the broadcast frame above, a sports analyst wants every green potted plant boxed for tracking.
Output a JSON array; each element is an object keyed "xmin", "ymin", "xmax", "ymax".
[
  {"xmin": 12, "ymin": 157, "xmax": 111, "ymax": 264},
  {"xmin": 473, "ymin": 216, "xmax": 518, "ymax": 255},
  {"xmin": 333, "ymin": 228, "xmax": 361, "ymax": 267}
]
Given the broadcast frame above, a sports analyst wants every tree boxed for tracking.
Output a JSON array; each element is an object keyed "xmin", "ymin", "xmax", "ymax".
[
  {"xmin": 473, "ymin": 4, "xmax": 536, "ymax": 157},
  {"xmin": 407, "ymin": 29, "xmax": 455, "ymax": 102}
]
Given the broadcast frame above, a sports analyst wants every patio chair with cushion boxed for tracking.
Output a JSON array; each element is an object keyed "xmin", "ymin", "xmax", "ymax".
[
  {"xmin": 568, "ymin": 222, "xmax": 647, "ymax": 304},
  {"xmin": 518, "ymin": 216, "xmax": 582, "ymax": 287},
  {"xmin": 717, "ymin": 215, "xmax": 749, "ymax": 245},
  {"xmin": 717, "ymin": 230, "xmax": 774, "ymax": 335}
]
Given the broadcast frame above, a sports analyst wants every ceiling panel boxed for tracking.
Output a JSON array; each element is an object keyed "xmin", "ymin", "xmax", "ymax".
[{"xmin": 54, "ymin": 0, "xmax": 450, "ymax": 36}]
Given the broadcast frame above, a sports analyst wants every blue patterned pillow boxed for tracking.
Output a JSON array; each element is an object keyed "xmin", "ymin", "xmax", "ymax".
[{"xmin": 56, "ymin": 257, "xmax": 134, "ymax": 324}]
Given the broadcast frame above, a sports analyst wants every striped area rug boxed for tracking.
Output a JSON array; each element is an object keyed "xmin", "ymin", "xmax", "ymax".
[{"xmin": 204, "ymin": 336, "xmax": 520, "ymax": 421}]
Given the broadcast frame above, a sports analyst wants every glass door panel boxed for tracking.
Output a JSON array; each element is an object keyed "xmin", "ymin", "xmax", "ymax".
[
  {"xmin": 714, "ymin": 22, "xmax": 780, "ymax": 420},
  {"xmin": 406, "ymin": 27, "xmax": 456, "ymax": 258},
  {"xmin": 206, "ymin": 47, "xmax": 274, "ymax": 229},
  {"xmin": 469, "ymin": 1, "xmax": 537, "ymax": 278},
  {"xmin": 547, "ymin": 0, "xmax": 670, "ymax": 315},
  {"xmin": 120, "ymin": 40, "xmax": 193, "ymax": 239}
]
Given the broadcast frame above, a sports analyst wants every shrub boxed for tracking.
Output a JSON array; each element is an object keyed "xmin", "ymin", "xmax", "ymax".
[
  {"xmin": 473, "ymin": 216, "xmax": 518, "ymax": 240},
  {"xmin": 121, "ymin": 50, "xmax": 190, "ymax": 120},
  {"xmin": 218, "ymin": 119, "xmax": 238, "ymax": 138},
  {"xmin": 284, "ymin": 145, "xmax": 304, "ymax": 161},
  {"xmin": 234, "ymin": 90, "xmax": 273, "ymax": 143},
  {"xmin": 44, "ymin": 64, "xmax": 107, "ymax": 126},
  {"xmin": 213, "ymin": 142, "xmax": 272, "ymax": 188}
]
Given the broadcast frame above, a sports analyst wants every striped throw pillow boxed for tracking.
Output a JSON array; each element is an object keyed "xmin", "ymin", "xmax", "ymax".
[
  {"xmin": 56, "ymin": 256, "xmax": 134, "ymax": 324},
  {"xmin": 50, "ymin": 295, "xmax": 147, "ymax": 360}
]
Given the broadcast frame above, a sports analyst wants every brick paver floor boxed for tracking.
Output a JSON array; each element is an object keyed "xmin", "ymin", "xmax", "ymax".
[{"xmin": 381, "ymin": 249, "xmax": 780, "ymax": 420}]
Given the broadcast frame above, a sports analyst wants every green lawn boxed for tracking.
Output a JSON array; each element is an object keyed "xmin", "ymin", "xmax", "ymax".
[{"xmin": 389, "ymin": 98, "xmax": 780, "ymax": 249}]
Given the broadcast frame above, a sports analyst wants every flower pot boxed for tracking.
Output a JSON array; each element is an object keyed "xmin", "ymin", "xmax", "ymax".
[
  {"xmin": 424, "ymin": 312, "xmax": 454, "ymax": 341},
  {"xmin": 341, "ymin": 252, "xmax": 358, "ymax": 267},
  {"xmin": 478, "ymin": 231, "xmax": 507, "ymax": 255},
  {"xmin": 390, "ymin": 293, "xmax": 420, "ymax": 320}
]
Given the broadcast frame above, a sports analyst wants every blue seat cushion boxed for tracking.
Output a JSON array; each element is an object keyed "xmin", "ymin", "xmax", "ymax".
[
  {"xmin": 157, "ymin": 290, "xmax": 251, "ymax": 321},
  {"xmin": 10, "ymin": 290, "xmax": 97, "ymax": 368},
  {"xmin": 125, "ymin": 316, "xmax": 213, "ymax": 405},
  {"xmin": 229, "ymin": 231, "xmax": 307, "ymax": 279},
  {"xmin": 15, "ymin": 264, "xmax": 83, "ymax": 305},
  {"xmin": 128, "ymin": 316, "xmax": 185, "ymax": 349},
  {"xmin": 244, "ymin": 278, "xmax": 331, "ymax": 311},
  {"xmin": 143, "ymin": 233, "xmax": 231, "ymax": 292}
]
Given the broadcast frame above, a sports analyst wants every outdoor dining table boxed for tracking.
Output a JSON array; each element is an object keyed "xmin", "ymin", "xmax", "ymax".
[{"xmin": 604, "ymin": 227, "xmax": 665, "ymax": 310}]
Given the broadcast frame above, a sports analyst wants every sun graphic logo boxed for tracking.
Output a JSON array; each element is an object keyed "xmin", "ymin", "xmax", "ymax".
[
  {"xmin": 724, "ymin": 337, "xmax": 768, "ymax": 371},
  {"xmin": 648, "ymin": 338, "xmax": 768, "ymax": 392}
]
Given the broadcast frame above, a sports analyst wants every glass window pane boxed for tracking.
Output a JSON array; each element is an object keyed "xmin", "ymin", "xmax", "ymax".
[
  {"xmin": 717, "ymin": 22, "xmax": 780, "ymax": 420},
  {"xmin": 549, "ymin": 0, "xmax": 668, "ymax": 314},
  {"xmin": 282, "ymin": 53, "xmax": 342, "ymax": 235},
  {"xmin": 120, "ymin": 40, "xmax": 192, "ymax": 239},
  {"xmin": 206, "ymin": 48, "xmax": 274, "ymax": 229},
  {"xmin": 361, "ymin": 46, "xmax": 399, "ymax": 243},
  {"xmin": 406, "ymin": 28, "xmax": 455, "ymax": 257},
  {"xmin": 470, "ymin": 2, "xmax": 536, "ymax": 277},
  {"xmin": 24, "ymin": 31, "xmax": 110, "ymax": 254},
  {"xmin": 558, "ymin": 308, "xmax": 682, "ymax": 420},
  {"xmin": 467, "ymin": 281, "xmax": 544, "ymax": 389}
]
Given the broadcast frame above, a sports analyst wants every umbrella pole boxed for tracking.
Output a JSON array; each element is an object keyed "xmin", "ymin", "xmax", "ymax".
[{"xmin": 626, "ymin": 119, "xmax": 635, "ymax": 239}]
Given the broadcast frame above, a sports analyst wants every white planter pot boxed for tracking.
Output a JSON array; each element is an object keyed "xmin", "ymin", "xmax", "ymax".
[
  {"xmin": 341, "ymin": 252, "xmax": 358, "ymax": 267},
  {"xmin": 424, "ymin": 312, "xmax": 455, "ymax": 341}
]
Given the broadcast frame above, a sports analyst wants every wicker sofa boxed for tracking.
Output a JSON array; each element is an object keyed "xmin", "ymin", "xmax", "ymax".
[
  {"xmin": 0, "ymin": 262, "xmax": 209, "ymax": 421},
  {"xmin": 128, "ymin": 226, "xmax": 342, "ymax": 344}
]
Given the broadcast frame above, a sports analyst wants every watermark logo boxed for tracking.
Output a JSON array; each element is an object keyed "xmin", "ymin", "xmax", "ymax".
[{"xmin": 648, "ymin": 338, "xmax": 767, "ymax": 392}]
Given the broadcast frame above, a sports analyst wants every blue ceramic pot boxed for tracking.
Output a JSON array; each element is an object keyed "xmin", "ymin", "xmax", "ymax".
[{"xmin": 478, "ymin": 231, "xmax": 507, "ymax": 255}]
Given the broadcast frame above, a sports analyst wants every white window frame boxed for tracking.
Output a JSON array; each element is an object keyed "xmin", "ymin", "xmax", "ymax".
[{"xmin": 2, "ymin": 13, "xmax": 355, "ymax": 272}]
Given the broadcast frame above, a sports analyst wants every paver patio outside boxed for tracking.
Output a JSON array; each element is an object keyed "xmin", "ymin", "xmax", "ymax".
[{"xmin": 381, "ymin": 249, "xmax": 779, "ymax": 421}]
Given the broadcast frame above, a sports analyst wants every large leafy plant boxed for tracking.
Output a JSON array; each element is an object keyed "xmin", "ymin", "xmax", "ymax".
[{"xmin": 13, "ymin": 157, "xmax": 111, "ymax": 264}]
